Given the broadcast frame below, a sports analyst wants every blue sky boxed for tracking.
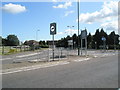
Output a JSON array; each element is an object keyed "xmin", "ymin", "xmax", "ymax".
[{"xmin": 1, "ymin": 1, "xmax": 118, "ymax": 42}]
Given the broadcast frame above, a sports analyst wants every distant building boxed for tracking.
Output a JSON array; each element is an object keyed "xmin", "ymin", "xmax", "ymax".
[
  {"xmin": 46, "ymin": 40, "xmax": 58, "ymax": 46},
  {"xmin": 24, "ymin": 40, "xmax": 39, "ymax": 46}
]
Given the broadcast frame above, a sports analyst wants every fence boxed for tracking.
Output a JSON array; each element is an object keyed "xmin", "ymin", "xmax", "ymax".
[
  {"xmin": 1, "ymin": 46, "xmax": 30, "ymax": 55},
  {"xmin": 33, "ymin": 47, "xmax": 68, "ymax": 62}
]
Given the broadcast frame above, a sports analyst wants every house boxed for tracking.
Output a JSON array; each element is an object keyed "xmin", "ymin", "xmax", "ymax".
[{"xmin": 24, "ymin": 40, "xmax": 39, "ymax": 46}]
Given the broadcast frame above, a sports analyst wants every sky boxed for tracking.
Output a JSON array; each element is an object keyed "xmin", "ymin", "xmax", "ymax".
[{"xmin": 1, "ymin": 0, "xmax": 119, "ymax": 42}]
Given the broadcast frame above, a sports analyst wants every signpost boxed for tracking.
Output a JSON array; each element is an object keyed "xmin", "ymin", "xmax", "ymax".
[
  {"xmin": 81, "ymin": 29, "xmax": 87, "ymax": 56},
  {"xmin": 50, "ymin": 23, "xmax": 57, "ymax": 61},
  {"xmin": 68, "ymin": 40, "xmax": 73, "ymax": 50}
]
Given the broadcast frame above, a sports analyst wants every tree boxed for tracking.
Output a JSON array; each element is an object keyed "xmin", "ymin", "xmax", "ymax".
[
  {"xmin": 6, "ymin": 35, "xmax": 19, "ymax": 46},
  {"xmin": 93, "ymin": 29, "xmax": 100, "ymax": 49},
  {"xmin": 2, "ymin": 38, "xmax": 7, "ymax": 46},
  {"xmin": 0, "ymin": 36, "xmax": 2, "ymax": 46},
  {"xmin": 108, "ymin": 31, "xmax": 119, "ymax": 49}
]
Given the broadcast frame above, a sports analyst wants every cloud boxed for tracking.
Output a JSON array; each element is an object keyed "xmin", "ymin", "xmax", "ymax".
[
  {"xmin": 57, "ymin": 32, "xmax": 64, "ymax": 35},
  {"xmin": 53, "ymin": 2, "xmax": 72, "ymax": 9},
  {"xmin": 78, "ymin": 1, "xmax": 118, "ymax": 24},
  {"xmin": 2, "ymin": 3, "xmax": 27, "ymax": 14},
  {"xmin": 65, "ymin": 29, "xmax": 77, "ymax": 35},
  {"xmin": 52, "ymin": 0, "xmax": 58, "ymax": 2},
  {"xmin": 65, "ymin": 10, "xmax": 74, "ymax": 16},
  {"xmin": 57, "ymin": 29, "xmax": 78, "ymax": 36},
  {"xmin": 101, "ymin": 20, "xmax": 118, "ymax": 31}
]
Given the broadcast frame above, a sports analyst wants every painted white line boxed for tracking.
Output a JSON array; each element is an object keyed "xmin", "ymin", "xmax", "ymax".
[
  {"xmin": 0, "ymin": 58, "xmax": 12, "ymax": 61},
  {"xmin": 74, "ymin": 58, "xmax": 90, "ymax": 62},
  {"xmin": 93, "ymin": 56, "xmax": 98, "ymax": 58},
  {"xmin": 17, "ymin": 53, "xmax": 39, "ymax": 58},
  {"xmin": 2, "ymin": 61, "xmax": 70, "ymax": 75}
]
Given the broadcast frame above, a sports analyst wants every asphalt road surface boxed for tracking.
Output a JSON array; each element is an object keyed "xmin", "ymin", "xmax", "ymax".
[{"xmin": 2, "ymin": 54, "xmax": 118, "ymax": 88}]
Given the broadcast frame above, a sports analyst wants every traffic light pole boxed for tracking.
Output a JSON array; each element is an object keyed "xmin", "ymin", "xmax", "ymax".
[
  {"xmin": 53, "ymin": 34, "xmax": 54, "ymax": 61},
  {"xmin": 77, "ymin": 0, "xmax": 80, "ymax": 56}
]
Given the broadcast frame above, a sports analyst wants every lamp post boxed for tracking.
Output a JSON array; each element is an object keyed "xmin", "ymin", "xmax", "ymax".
[
  {"xmin": 67, "ymin": 26, "xmax": 74, "ymax": 49},
  {"xmin": 36, "ymin": 29, "xmax": 40, "ymax": 61},
  {"xmin": 36, "ymin": 30, "xmax": 40, "ymax": 41},
  {"xmin": 36, "ymin": 29, "xmax": 40, "ymax": 51},
  {"xmin": 77, "ymin": 0, "xmax": 80, "ymax": 55},
  {"xmin": 67, "ymin": 26, "xmax": 74, "ymax": 36}
]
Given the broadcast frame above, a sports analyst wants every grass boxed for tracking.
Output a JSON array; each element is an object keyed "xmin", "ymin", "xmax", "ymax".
[
  {"xmin": 0, "ymin": 46, "xmax": 30, "ymax": 55},
  {"xmin": 0, "ymin": 46, "xmax": 49, "ymax": 55}
]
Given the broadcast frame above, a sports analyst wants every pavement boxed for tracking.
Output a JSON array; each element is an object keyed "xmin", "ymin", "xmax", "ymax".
[{"xmin": 2, "ymin": 54, "xmax": 118, "ymax": 88}]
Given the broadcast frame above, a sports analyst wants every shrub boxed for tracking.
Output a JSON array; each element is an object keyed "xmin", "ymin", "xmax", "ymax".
[{"xmin": 8, "ymin": 49, "xmax": 16, "ymax": 53}]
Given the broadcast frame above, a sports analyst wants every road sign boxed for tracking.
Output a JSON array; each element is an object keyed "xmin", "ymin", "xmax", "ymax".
[
  {"xmin": 81, "ymin": 30, "xmax": 87, "ymax": 39},
  {"xmin": 80, "ymin": 29, "xmax": 87, "ymax": 56},
  {"xmin": 68, "ymin": 40, "xmax": 73, "ymax": 46},
  {"xmin": 101, "ymin": 37, "xmax": 106, "ymax": 41},
  {"xmin": 50, "ymin": 23, "xmax": 56, "ymax": 35}
]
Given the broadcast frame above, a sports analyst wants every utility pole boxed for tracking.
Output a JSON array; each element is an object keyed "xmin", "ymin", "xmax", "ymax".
[{"xmin": 77, "ymin": 0, "xmax": 80, "ymax": 55}]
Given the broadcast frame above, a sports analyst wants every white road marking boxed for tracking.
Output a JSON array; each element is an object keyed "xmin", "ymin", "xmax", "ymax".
[
  {"xmin": 0, "ymin": 58, "xmax": 12, "ymax": 61},
  {"xmin": 17, "ymin": 53, "xmax": 39, "ymax": 58},
  {"xmin": 93, "ymin": 56, "xmax": 98, "ymax": 58},
  {"xmin": 74, "ymin": 58, "xmax": 90, "ymax": 62},
  {"xmin": 1, "ymin": 61, "xmax": 70, "ymax": 75}
]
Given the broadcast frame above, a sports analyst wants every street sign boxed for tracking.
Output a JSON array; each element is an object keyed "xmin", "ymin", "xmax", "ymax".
[
  {"xmin": 81, "ymin": 30, "xmax": 87, "ymax": 39},
  {"xmin": 68, "ymin": 40, "xmax": 73, "ymax": 46},
  {"xmin": 50, "ymin": 23, "xmax": 56, "ymax": 35},
  {"xmin": 81, "ymin": 29, "xmax": 87, "ymax": 56},
  {"xmin": 101, "ymin": 37, "xmax": 106, "ymax": 41},
  {"xmin": 50, "ymin": 22, "xmax": 57, "ymax": 61}
]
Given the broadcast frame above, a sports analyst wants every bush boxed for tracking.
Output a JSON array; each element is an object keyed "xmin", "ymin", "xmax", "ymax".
[
  {"xmin": 8, "ymin": 49, "xmax": 16, "ymax": 53},
  {"xmin": 40, "ymin": 45, "xmax": 49, "ymax": 48}
]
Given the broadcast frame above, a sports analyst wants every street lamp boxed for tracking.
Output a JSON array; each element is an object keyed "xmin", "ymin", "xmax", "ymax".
[
  {"xmin": 36, "ymin": 30, "xmax": 40, "ymax": 41},
  {"xmin": 36, "ymin": 29, "xmax": 40, "ymax": 50},
  {"xmin": 67, "ymin": 26, "xmax": 74, "ymax": 36},
  {"xmin": 77, "ymin": 0, "xmax": 80, "ymax": 55}
]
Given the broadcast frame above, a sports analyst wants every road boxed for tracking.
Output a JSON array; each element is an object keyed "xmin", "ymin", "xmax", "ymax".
[{"xmin": 2, "ymin": 54, "xmax": 118, "ymax": 88}]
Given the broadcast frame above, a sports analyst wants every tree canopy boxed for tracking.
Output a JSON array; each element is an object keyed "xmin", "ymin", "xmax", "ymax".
[{"xmin": 6, "ymin": 35, "xmax": 19, "ymax": 46}]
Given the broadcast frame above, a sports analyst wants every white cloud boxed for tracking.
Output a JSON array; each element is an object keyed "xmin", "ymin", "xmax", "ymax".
[
  {"xmin": 101, "ymin": 20, "xmax": 118, "ymax": 32},
  {"xmin": 52, "ymin": 0, "xmax": 62, "ymax": 2},
  {"xmin": 52, "ymin": 0, "xmax": 58, "ymax": 2},
  {"xmin": 78, "ymin": 1, "xmax": 118, "ymax": 24},
  {"xmin": 57, "ymin": 32, "xmax": 64, "ymax": 35},
  {"xmin": 57, "ymin": 29, "xmax": 78, "ymax": 36},
  {"xmin": 65, "ymin": 29, "xmax": 77, "ymax": 35},
  {"xmin": 53, "ymin": 2, "xmax": 72, "ymax": 9},
  {"xmin": 65, "ymin": 10, "xmax": 74, "ymax": 16},
  {"xmin": 2, "ymin": 3, "xmax": 27, "ymax": 14}
]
